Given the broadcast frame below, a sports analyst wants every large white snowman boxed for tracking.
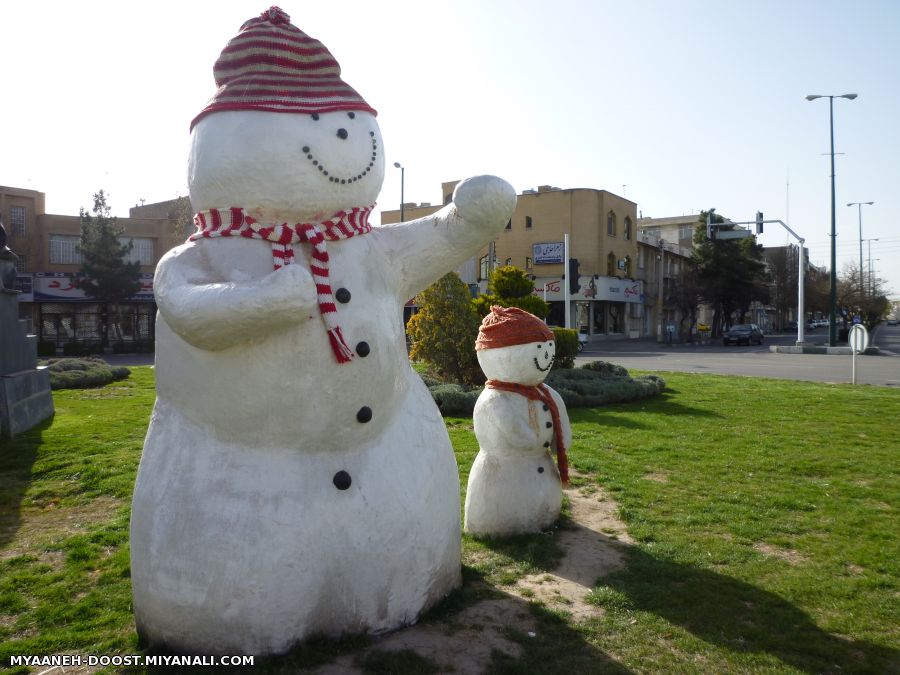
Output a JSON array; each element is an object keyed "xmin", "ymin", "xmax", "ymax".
[
  {"xmin": 465, "ymin": 306, "xmax": 571, "ymax": 536},
  {"xmin": 130, "ymin": 7, "xmax": 515, "ymax": 655}
]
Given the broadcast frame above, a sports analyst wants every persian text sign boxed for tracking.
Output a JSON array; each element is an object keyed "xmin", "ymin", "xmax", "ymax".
[
  {"xmin": 532, "ymin": 242, "xmax": 564, "ymax": 265},
  {"xmin": 532, "ymin": 276, "xmax": 643, "ymax": 303},
  {"xmin": 33, "ymin": 272, "xmax": 155, "ymax": 301}
]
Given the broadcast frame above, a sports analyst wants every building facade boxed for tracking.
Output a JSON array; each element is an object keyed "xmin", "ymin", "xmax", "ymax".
[
  {"xmin": 383, "ymin": 183, "xmax": 651, "ymax": 337},
  {"xmin": 1, "ymin": 186, "xmax": 179, "ymax": 351}
]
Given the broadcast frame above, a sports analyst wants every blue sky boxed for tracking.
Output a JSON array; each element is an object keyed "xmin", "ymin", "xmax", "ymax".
[{"xmin": 4, "ymin": 0, "xmax": 898, "ymax": 295}]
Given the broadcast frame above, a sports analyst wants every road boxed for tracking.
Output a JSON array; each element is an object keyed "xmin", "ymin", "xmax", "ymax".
[{"xmin": 575, "ymin": 324, "xmax": 900, "ymax": 387}]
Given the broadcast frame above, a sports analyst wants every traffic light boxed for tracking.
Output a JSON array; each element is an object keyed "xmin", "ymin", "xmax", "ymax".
[
  {"xmin": 756, "ymin": 211, "xmax": 764, "ymax": 234},
  {"xmin": 568, "ymin": 258, "xmax": 580, "ymax": 295}
]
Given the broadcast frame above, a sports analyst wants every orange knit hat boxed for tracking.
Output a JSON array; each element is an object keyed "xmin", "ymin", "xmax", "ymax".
[
  {"xmin": 475, "ymin": 306, "xmax": 554, "ymax": 350},
  {"xmin": 191, "ymin": 6, "xmax": 377, "ymax": 130}
]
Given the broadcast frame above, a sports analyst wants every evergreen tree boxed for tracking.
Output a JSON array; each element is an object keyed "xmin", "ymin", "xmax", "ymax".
[
  {"xmin": 692, "ymin": 210, "xmax": 770, "ymax": 335},
  {"xmin": 471, "ymin": 265, "xmax": 550, "ymax": 319},
  {"xmin": 407, "ymin": 272, "xmax": 484, "ymax": 385},
  {"xmin": 77, "ymin": 190, "xmax": 142, "ymax": 346}
]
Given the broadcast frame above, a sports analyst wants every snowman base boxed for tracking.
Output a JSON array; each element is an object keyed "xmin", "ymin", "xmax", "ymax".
[{"xmin": 464, "ymin": 450, "xmax": 562, "ymax": 537}]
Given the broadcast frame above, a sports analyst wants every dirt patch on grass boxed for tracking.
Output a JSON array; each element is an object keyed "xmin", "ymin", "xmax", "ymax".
[
  {"xmin": 642, "ymin": 472, "xmax": 670, "ymax": 483},
  {"xmin": 508, "ymin": 482, "xmax": 633, "ymax": 621},
  {"xmin": 312, "ymin": 479, "xmax": 632, "ymax": 674},
  {"xmin": 315, "ymin": 598, "xmax": 534, "ymax": 675},
  {"xmin": 0, "ymin": 496, "xmax": 124, "ymax": 562},
  {"xmin": 753, "ymin": 542, "xmax": 808, "ymax": 565}
]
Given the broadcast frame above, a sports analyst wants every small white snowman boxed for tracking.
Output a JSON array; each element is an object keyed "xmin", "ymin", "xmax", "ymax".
[
  {"xmin": 465, "ymin": 306, "xmax": 572, "ymax": 537},
  {"xmin": 130, "ymin": 7, "xmax": 515, "ymax": 656}
]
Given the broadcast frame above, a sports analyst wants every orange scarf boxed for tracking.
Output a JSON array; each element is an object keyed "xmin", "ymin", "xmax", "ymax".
[{"xmin": 484, "ymin": 380, "xmax": 568, "ymax": 484}]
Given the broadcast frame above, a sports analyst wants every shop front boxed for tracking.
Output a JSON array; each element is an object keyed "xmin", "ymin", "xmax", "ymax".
[
  {"xmin": 532, "ymin": 275, "xmax": 644, "ymax": 337},
  {"xmin": 24, "ymin": 272, "xmax": 156, "ymax": 353}
]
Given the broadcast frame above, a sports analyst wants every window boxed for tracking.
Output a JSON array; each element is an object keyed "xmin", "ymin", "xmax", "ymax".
[
  {"xmin": 479, "ymin": 254, "xmax": 490, "ymax": 280},
  {"xmin": 607, "ymin": 211, "xmax": 617, "ymax": 237},
  {"xmin": 10, "ymin": 206, "xmax": 25, "ymax": 236},
  {"xmin": 505, "ymin": 219, "xmax": 511, "ymax": 230},
  {"xmin": 121, "ymin": 237, "xmax": 155, "ymax": 265},
  {"xmin": 638, "ymin": 248, "xmax": 645, "ymax": 269},
  {"xmin": 49, "ymin": 235, "xmax": 82, "ymax": 264},
  {"xmin": 525, "ymin": 256, "xmax": 533, "ymax": 269},
  {"xmin": 679, "ymin": 225, "xmax": 694, "ymax": 242},
  {"xmin": 15, "ymin": 255, "xmax": 25, "ymax": 273},
  {"xmin": 607, "ymin": 252, "xmax": 616, "ymax": 276},
  {"xmin": 525, "ymin": 216, "xmax": 533, "ymax": 229},
  {"xmin": 624, "ymin": 255, "xmax": 632, "ymax": 277},
  {"xmin": 624, "ymin": 216, "xmax": 632, "ymax": 241}
]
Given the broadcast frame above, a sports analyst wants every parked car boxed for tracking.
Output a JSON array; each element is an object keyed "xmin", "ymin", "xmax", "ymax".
[
  {"xmin": 887, "ymin": 318, "xmax": 898, "ymax": 326},
  {"xmin": 722, "ymin": 324, "xmax": 764, "ymax": 346}
]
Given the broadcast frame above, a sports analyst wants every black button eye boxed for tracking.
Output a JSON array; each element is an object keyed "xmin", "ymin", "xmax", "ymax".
[
  {"xmin": 337, "ymin": 128, "xmax": 348, "ymax": 140},
  {"xmin": 347, "ymin": 112, "xmax": 355, "ymax": 119},
  {"xmin": 311, "ymin": 113, "xmax": 320, "ymax": 121}
]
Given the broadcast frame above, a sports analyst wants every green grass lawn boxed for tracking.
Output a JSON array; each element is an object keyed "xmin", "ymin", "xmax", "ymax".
[{"xmin": 0, "ymin": 368, "xmax": 898, "ymax": 673}]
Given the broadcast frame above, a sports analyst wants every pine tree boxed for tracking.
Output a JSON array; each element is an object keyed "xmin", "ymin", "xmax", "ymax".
[
  {"xmin": 407, "ymin": 272, "xmax": 484, "ymax": 385},
  {"xmin": 76, "ymin": 190, "xmax": 142, "ymax": 346},
  {"xmin": 471, "ymin": 265, "xmax": 550, "ymax": 319}
]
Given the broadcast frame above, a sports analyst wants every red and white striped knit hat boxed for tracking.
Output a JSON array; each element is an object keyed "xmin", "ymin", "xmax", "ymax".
[{"xmin": 191, "ymin": 6, "xmax": 377, "ymax": 130}]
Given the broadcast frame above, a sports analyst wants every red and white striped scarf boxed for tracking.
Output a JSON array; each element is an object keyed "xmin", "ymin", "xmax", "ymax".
[
  {"xmin": 484, "ymin": 379, "xmax": 569, "ymax": 485},
  {"xmin": 189, "ymin": 205, "xmax": 373, "ymax": 364}
]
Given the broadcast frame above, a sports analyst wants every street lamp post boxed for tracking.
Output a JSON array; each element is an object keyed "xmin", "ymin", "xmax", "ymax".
[
  {"xmin": 864, "ymin": 238, "xmax": 879, "ymax": 294},
  {"xmin": 393, "ymin": 162, "xmax": 405, "ymax": 222},
  {"xmin": 806, "ymin": 93, "xmax": 857, "ymax": 346},
  {"xmin": 847, "ymin": 201, "xmax": 874, "ymax": 296}
]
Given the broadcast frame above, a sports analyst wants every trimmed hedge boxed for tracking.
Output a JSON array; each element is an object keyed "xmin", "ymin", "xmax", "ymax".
[
  {"xmin": 39, "ymin": 357, "xmax": 131, "ymax": 390},
  {"xmin": 421, "ymin": 360, "xmax": 665, "ymax": 416},
  {"xmin": 551, "ymin": 328, "xmax": 579, "ymax": 369},
  {"xmin": 37, "ymin": 341, "xmax": 57, "ymax": 357}
]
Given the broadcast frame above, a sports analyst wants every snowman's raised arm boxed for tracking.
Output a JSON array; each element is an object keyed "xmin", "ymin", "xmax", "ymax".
[
  {"xmin": 154, "ymin": 244, "xmax": 318, "ymax": 351},
  {"xmin": 378, "ymin": 175, "xmax": 516, "ymax": 300}
]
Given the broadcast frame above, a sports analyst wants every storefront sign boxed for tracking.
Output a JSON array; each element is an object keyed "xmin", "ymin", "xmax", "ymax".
[
  {"xmin": 532, "ymin": 276, "xmax": 643, "ymax": 303},
  {"xmin": 532, "ymin": 242, "xmax": 564, "ymax": 265},
  {"xmin": 33, "ymin": 272, "xmax": 155, "ymax": 301}
]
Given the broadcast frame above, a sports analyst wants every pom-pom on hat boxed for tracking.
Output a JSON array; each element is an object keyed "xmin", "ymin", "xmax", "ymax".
[
  {"xmin": 190, "ymin": 6, "xmax": 377, "ymax": 130},
  {"xmin": 476, "ymin": 306, "xmax": 554, "ymax": 351}
]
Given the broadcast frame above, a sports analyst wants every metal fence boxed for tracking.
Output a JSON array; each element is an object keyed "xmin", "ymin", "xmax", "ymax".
[{"xmin": 38, "ymin": 302, "xmax": 155, "ymax": 346}]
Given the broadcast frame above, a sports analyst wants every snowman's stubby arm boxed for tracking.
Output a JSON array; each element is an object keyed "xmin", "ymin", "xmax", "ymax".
[
  {"xmin": 474, "ymin": 392, "xmax": 544, "ymax": 450},
  {"xmin": 153, "ymin": 244, "xmax": 318, "ymax": 351},
  {"xmin": 377, "ymin": 176, "xmax": 516, "ymax": 300},
  {"xmin": 546, "ymin": 386, "xmax": 573, "ymax": 451}
]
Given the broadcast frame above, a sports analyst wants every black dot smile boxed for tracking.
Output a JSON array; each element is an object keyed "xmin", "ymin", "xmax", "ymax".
[
  {"xmin": 534, "ymin": 353, "xmax": 554, "ymax": 372},
  {"xmin": 302, "ymin": 126, "xmax": 378, "ymax": 184}
]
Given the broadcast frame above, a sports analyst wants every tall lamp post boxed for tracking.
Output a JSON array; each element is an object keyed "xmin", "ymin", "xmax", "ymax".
[
  {"xmin": 806, "ymin": 92, "xmax": 857, "ymax": 346},
  {"xmin": 847, "ymin": 201, "xmax": 874, "ymax": 296},
  {"xmin": 863, "ymin": 238, "xmax": 879, "ymax": 294},
  {"xmin": 393, "ymin": 162, "xmax": 405, "ymax": 222}
]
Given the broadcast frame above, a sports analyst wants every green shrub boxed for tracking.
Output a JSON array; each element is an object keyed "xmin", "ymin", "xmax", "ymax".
[
  {"xmin": 61, "ymin": 341, "xmax": 103, "ymax": 357},
  {"xmin": 37, "ymin": 341, "xmax": 57, "ymax": 357},
  {"xmin": 551, "ymin": 328, "xmax": 579, "ymax": 369},
  {"xmin": 39, "ymin": 357, "xmax": 131, "ymax": 390},
  {"xmin": 545, "ymin": 364, "xmax": 666, "ymax": 407},
  {"xmin": 428, "ymin": 384, "xmax": 480, "ymax": 416},
  {"xmin": 418, "ymin": 373, "xmax": 443, "ymax": 388},
  {"xmin": 419, "ymin": 361, "xmax": 665, "ymax": 416},
  {"xmin": 407, "ymin": 273, "xmax": 484, "ymax": 386},
  {"xmin": 580, "ymin": 360, "xmax": 629, "ymax": 378}
]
